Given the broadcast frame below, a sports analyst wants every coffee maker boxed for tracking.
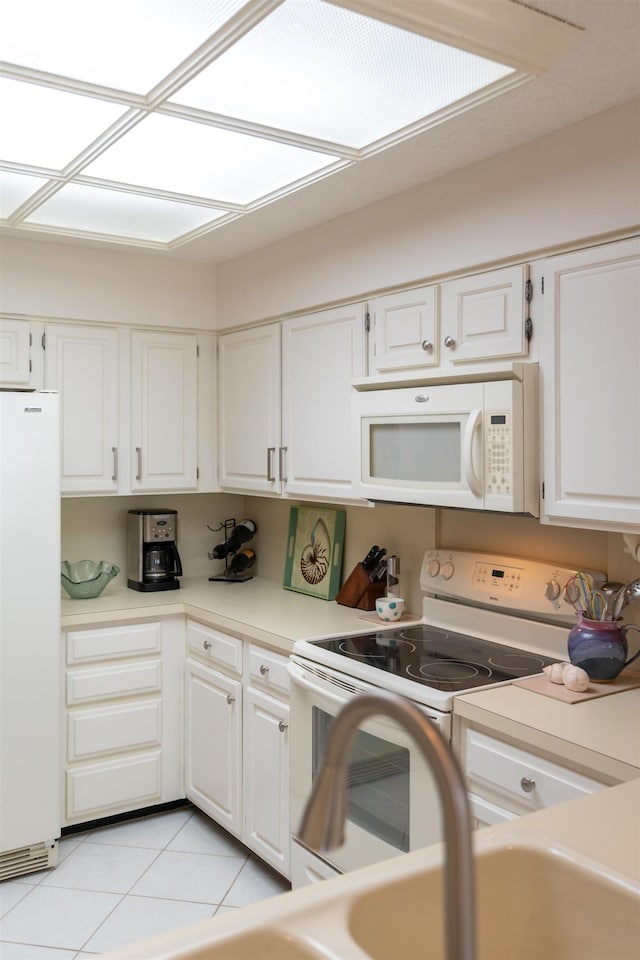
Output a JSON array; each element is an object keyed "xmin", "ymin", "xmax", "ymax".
[{"xmin": 127, "ymin": 509, "xmax": 183, "ymax": 592}]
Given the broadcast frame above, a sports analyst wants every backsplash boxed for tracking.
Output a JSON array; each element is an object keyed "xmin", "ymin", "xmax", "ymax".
[{"xmin": 62, "ymin": 495, "xmax": 639, "ymax": 623}]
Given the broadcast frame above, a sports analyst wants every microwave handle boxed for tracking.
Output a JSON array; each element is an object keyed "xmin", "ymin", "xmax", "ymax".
[{"xmin": 463, "ymin": 409, "xmax": 483, "ymax": 497}]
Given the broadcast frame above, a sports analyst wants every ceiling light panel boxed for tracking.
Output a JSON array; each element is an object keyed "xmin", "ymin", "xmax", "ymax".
[
  {"xmin": 171, "ymin": 0, "xmax": 514, "ymax": 148},
  {"xmin": 0, "ymin": 0, "xmax": 249, "ymax": 93},
  {"xmin": 82, "ymin": 114, "xmax": 342, "ymax": 204},
  {"xmin": 0, "ymin": 170, "xmax": 49, "ymax": 218},
  {"xmin": 23, "ymin": 182, "xmax": 230, "ymax": 243},
  {"xmin": 0, "ymin": 77, "xmax": 126, "ymax": 169}
]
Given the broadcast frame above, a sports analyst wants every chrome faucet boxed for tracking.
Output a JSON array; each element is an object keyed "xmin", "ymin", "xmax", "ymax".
[{"xmin": 297, "ymin": 692, "xmax": 476, "ymax": 960}]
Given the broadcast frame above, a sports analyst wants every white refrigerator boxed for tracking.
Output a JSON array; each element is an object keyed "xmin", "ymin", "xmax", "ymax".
[{"xmin": 0, "ymin": 391, "xmax": 61, "ymax": 879}]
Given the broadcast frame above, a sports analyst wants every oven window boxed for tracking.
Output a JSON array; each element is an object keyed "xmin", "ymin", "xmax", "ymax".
[
  {"xmin": 369, "ymin": 421, "xmax": 461, "ymax": 484},
  {"xmin": 312, "ymin": 706, "xmax": 410, "ymax": 852}
]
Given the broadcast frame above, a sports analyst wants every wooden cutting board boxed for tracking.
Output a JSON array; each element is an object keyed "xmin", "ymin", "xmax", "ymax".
[{"xmin": 514, "ymin": 670, "xmax": 640, "ymax": 704}]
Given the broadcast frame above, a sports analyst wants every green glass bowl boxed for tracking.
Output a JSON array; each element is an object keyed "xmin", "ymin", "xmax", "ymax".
[{"xmin": 61, "ymin": 560, "xmax": 120, "ymax": 599}]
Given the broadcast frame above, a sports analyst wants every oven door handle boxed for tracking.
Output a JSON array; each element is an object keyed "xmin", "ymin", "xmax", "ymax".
[{"xmin": 288, "ymin": 660, "xmax": 352, "ymax": 707}]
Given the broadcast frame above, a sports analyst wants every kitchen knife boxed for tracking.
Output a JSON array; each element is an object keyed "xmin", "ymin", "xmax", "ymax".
[
  {"xmin": 362, "ymin": 545, "xmax": 381, "ymax": 571},
  {"xmin": 369, "ymin": 557, "xmax": 388, "ymax": 582}
]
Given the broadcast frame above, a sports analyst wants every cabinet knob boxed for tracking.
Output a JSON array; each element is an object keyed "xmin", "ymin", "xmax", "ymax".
[
  {"xmin": 520, "ymin": 776, "xmax": 536, "ymax": 793},
  {"xmin": 421, "ymin": 340, "xmax": 433, "ymax": 353},
  {"xmin": 203, "ymin": 639, "xmax": 212, "ymax": 650},
  {"xmin": 226, "ymin": 694, "xmax": 236, "ymax": 705},
  {"xmin": 278, "ymin": 720, "xmax": 288, "ymax": 733},
  {"xmin": 444, "ymin": 336, "xmax": 456, "ymax": 349},
  {"xmin": 259, "ymin": 664, "xmax": 269, "ymax": 675}
]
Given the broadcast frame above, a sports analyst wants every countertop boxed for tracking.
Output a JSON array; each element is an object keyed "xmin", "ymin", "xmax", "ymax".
[
  {"xmin": 104, "ymin": 778, "xmax": 640, "ymax": 960},
  {"xmin": 61, "ymin": 575, "xmax": 400, "ymax": 655}
]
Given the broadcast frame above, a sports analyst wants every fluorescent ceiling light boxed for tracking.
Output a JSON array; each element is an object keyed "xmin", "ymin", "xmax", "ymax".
[
  {"xmin": 0, "ymin": 0, "xmax": 582, "ymax": 251},
  {"xmin": 24, "ymin": 182, "xmax": 230, "ymax": 243}
]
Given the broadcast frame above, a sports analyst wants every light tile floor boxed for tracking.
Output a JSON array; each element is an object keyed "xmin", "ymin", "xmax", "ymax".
[{"xmin": 0, "ymin": 806, "xmax": 291, "ymax": 959}]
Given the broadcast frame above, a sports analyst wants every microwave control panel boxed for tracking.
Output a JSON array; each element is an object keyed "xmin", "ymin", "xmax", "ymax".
[{"xmin": 485, "ymin": 412, "xmax": 512, "ymax": 496}]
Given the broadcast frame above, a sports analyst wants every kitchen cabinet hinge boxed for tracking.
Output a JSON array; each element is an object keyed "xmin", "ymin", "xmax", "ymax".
[
  {"xmin": 29, "ymin": 332, "xmax": 32, "ymax": 346},
  {"xmin": 41, "ymin": 332, "xmax": 46, "ymax": 350},
  {"xmin": 29, "ymin": 358, "xmax": 32, "ymax": 372},
  {"xmin": 525, "ymin": 318, "xmax": 533, "ymax": 341},
  {"xmin": 196, "ymin": 344, "xmax": 200, "ymax": 358},
  {"xmin": 525, "ymin": 278, "xmax": 533, "ymax": 303},
  {"xmin": 365, "ymin": 309, "xmax": 370, "ymax": 334},
  {"xmin": 541, "ymin": 277, "xmax": 545, "ymax": 294},
  {"xmin": 541, "ymin": 481, "xmax": 545, "ymax": 500},
  {"xmin": 196, "ymin": 466, "xmax": 200, "ymax": 479}
]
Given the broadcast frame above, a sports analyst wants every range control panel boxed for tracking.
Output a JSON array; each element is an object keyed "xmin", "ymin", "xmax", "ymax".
[{"xmin": 421, "ymin": 548, "xmax": 605, "ymax": 622}]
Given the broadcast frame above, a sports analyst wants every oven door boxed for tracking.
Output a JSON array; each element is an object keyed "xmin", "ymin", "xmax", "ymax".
[{"xmin": 288, "ymin": 656, "xmax": 449, "ymax": 876}]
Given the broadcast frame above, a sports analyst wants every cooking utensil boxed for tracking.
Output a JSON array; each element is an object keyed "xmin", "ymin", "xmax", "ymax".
[
  {"xmin": 369, "ymin": 557, "xmax": 388, "ymax": 583},
  {"xmin": 621, "ymin": 577, "xmax": 640, "ymax": 609},
  {"xmin": 600, "ymin": 581, "xmax": 624, "ymax": 619},
  {"xmin": 362, "ymin": 545, "xmax": 381, "ymax": 571}
]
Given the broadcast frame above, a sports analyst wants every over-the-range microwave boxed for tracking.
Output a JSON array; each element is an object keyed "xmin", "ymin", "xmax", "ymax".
[{"xmin": 351, "ymin": 362, "xmax": 539, "ymax": 515}]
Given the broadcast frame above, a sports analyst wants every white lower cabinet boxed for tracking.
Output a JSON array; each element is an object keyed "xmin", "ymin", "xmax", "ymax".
[
  {"xmin": 63, "ymin": 617, "xmax": 184, "ymax": 825},
  {"xmin": 184, "ymin": 621, "xmax": 291, "ymax": 877},
  {"xmin": 184, "ymin": 658, "xmax": 242, "ymax": 836},
  {"xmin": 458, "ymin": 724, "xmax": 608, "ymax": 830}
]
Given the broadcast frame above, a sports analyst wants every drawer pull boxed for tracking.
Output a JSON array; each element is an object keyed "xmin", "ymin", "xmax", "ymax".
[
  {"xmin": 259, "ymin": 664, "xmax": 269, "ymax": 676},
  {"xmin": 520, "ymin": 776, "xmax": 536, "ymax": 793},
  {"xmin": 226, "ymin": 694, "xmax": 235, "ymax": 705},
  {"xmin": 203, "ymin": 639, "xmax": 212, "ymax": 650},
  {"xmin": 278, "ymin": 720, "xmax": 288, "ymax": 733}
]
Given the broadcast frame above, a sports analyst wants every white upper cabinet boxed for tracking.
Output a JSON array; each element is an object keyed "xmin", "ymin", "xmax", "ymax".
[
  {"xmin": 539, "ymin": 237, "xmax": 640, "ymax": 532},
  {"xmin": 218, "ymin": 324, "xmax": 281, "ymax": 495},
  {"xmin": 218, "ymin": 305, "xmax": 366, "ymax": 501},
  {"xmin": 369, "ymin": 286, "xmax": 439, "ymax": 375},
  {"xmin": 44, "ymin": 324, "xmax": 120, "ymax": 494},
  {"xmin": 0, "ymin": 318, "xmax": 41, "ymax": 388},
  {"xmin": 130, "ymin": 329, "xmax": 198, "ymax": 492},
  {"xmin": 440, "ymin": 264, "xmax": 530, "ymax": 365},
  {"xmin": 369, "ymin": 265, "xmax": 530, "ymax": 378},
  {"xmin": 281, "ymin": 304, "xmax": 366, "ymax": 500}
]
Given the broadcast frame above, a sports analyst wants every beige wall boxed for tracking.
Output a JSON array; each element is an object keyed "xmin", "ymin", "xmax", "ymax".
[
  {"xmin": 216, "ymin": 101, "xmax": 640, "ymax": 328},
  {"xmin": 0, "ymin": 236, "xmax": 217, "ymax": 330}
]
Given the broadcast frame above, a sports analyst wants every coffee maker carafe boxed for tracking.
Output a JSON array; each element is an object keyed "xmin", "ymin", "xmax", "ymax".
[{"xmin": 127, "ymin": 509, "xmax": 183, "ymax": 592}]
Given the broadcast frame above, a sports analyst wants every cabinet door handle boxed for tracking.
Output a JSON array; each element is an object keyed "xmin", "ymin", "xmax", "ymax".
[
  {"xmin": 279, "ymin": 446, "xmax": 288, "ymax": 483},
  {"xmin": 444, "ymin": 336, "xmax": 456, "ymax": 349},
  {"xmin": 226, "ymin": 694, "xmax": 236, "ymax": 705},
  {"xmin": 135, "ymin": 446, "xmax": 142, "ymax": 480},
  {"xmin": 259, "ymin": 664, "xmax": 269, "ymax": 675},
  {"xmin": 112, "ymin": 447, "xmax": 118, "ymax": 482},
  {"xmin": 520, "ymin": 776, "xmax": 536, "ymax": 793},
  {"xmin": 421, "ymin": 340, "xmax": 433, "ymax": 352},
  {"xmin": 203, "ymin": 639, "xmax": 212, "ymax": 650},
  {"xmin": 278, "ymin": 720, "xmax": 288, "ymax": 733},
  {"xmin": 267, "ymin": 447, "xmax": 276, "ymax": 482}
]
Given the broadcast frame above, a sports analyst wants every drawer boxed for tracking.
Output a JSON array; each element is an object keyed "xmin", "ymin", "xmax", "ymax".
[
  {"xmin": 67, "ymin": 659, "xmax": 162, "ymax": 705},
  {"xmin": 187, "ymin": 620, "xmax": 242, "ymax": 675},
  {"xmin": 248, "ymin": 645, "xmax": 289, "ymax": 695},
  {"xmin": 66, "ymin": 622, "xmax": 162, "ymax": 665},
  {"xmin": 464, "ymin": 729, "xmax": 606, "ymax": 812},
  {"xmin": 67, "ymin": 699, "xmax": 162, "ymax": 761},
  {"xmin": 66, "ymin": 752, "xmax": 161, "ymax": 821}
]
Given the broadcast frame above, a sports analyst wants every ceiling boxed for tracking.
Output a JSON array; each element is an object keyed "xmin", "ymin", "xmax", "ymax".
[{"xmin": 0, "ymin": 0, "xmax": 638, "ymax": 265}]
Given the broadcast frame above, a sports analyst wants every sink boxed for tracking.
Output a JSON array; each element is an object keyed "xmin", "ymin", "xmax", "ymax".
[
  {"xmin": 348, "ymin": 843, "xmax": 640, "ymax": 960},
  {"xmin": 110, "ymin": 928, "xmax": 324, "ymax": 960}
]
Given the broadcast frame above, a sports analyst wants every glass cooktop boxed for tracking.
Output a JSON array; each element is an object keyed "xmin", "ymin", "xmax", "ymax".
[{"xmin": 310, "ymin": 625, "xmax": 557, "ymax": 692}]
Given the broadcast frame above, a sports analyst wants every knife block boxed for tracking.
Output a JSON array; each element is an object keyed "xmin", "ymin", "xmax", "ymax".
[{"xmin": 336, "ymin": 563, "xmax": 386, "ymax": 611}]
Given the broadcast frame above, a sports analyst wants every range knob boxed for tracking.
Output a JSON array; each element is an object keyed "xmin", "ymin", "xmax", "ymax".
[
  {"xmin": 427, "ymin": 559, "xmax": 441, "ymax": 577},
  {"xmin": 440, "ymin": 561, "xmax": 455, "ymax": 581},
  {"xmin": 544, "ymin": 578, "xmax": 561, "ymax": 601}
]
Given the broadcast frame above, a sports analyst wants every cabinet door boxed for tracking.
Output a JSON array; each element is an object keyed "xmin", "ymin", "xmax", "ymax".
[
  {"xmin": 185, "ymin": 659, "xmax": 242, "ymax": 836},
  {"xmin": 218, "ymin": 324, "xmax": 281, "ymax": 493},
  {"xmin": 281, "ymin": 305, "xmax": 366, "ymax": 500},
  {"xmin": 0, "ymin": 318, "xmax": 33, "ymax": 386},
  {"xmin": 131, "ymin": 330, "xmax": 198, "ymax": 491},
  {"xmin": 440, "ymin": 265, "xmax": 529, "ymax": 364},
  {"xmin": 44, "ymin": 324, "xmax": 119, "ymax": 494},
  {"xmin": 540, "ymin": 238, "xmax": 640, "ymax": 531},
  {"xmin": 243, "ymin": 686, "xmax": 290, "ymax": 877},
  {"xmin": 370, "ymin": 287, "xmax": 439, "ymax": 375}
]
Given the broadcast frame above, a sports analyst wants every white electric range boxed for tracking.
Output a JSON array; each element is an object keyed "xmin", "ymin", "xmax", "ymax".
[{"xmin": 288, "ymin": 548, "xmax": 601, "ymax": 886}]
